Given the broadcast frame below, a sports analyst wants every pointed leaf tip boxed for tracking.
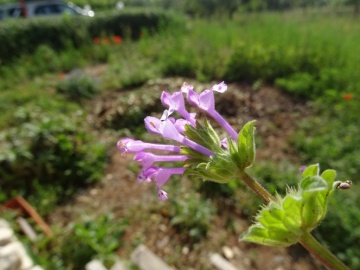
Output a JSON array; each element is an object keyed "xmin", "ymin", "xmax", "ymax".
[{"xmin": 237, "ymin": 121, "xmax": 256, "ymax": 170}]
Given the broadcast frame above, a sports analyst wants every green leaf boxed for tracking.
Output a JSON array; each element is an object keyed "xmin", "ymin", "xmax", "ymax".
[
  {"xmin": 301, "ymin": 164, "xmax": 319, "ymax": 178},
  {"xmin": 320, "ymin": 169, "xmax": 336, "ymax": 186},
  {"xmin": 236, "ymin": 121, "xmax": 256, "ymax": 170},
  {"xmin": 240, "ymin": 224, "xmax": 299, "ymax": 247},
  {"xmin": 301, "ymin": 191, "xmax": 326, "ymax": 228},
  {"xmin": 241, "ymin": 166, "xmax": 340, "ymax": 248},
  {"xmin": 300, "ymin": 176, "xmax": 327, "ymax": 192},
  {"xmin": 241, "ymin": 194, "xmax": 303, "ymax": 247}
]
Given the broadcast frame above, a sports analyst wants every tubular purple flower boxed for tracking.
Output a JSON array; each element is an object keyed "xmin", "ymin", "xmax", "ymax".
[
  {"xmin": 118, "ymin": 81, "xmax": 236, "ymax": 201},
  {"xmin": 165, "ymin": 113, "xmax": 196, "ymax": 134},
  {"xmin": 134, "ymin": 152, "xmax": 188, "ymax": 171},
  {"xmin": 117, "ymin": 138, "xmax": 180, "ymax": 155},
  {"xmin": 159, "ymin": 118, "xmax": 184, "ymax": 141},
  {"xmin": 137, "ymin": 169, "xmax": 152, "ymax": 183},
  {"xmin": 161, "ymin": 91, "xmax": 196, "ymax": 126},
  {"xmin": 144, "ymin": 116, "xmax": 162, "ymax": 135},
  {"xmin": 144, "ymin": 116, "xmax": 214, "ymax": 156},
  {"xmin": 144, "ymin": 166, "xmax": 186, "ymax": 187},
  {"xmin": 185, "ymin": 85, "xmax": 238, "ymax": 141},
  {"xmin": 173, "ymin": 118, "xmax": 189, "ymax": 133}
]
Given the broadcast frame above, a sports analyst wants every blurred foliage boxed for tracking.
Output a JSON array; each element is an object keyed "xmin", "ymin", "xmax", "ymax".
[
  {"xmin": 56, "ymin": 71, "xmax": 99, "ymax": 101},
  {"xmin": 314, "ymin": 188, "xmax": 360, "ymax": 269},
  {"xmin": 0, "ymin": 9, "xmax": 183, "ymax": 63},
  {"xmin": 291, "ymin": 101, "xmax": 360, "ymax": 269},
  {"xmin": 0, "ymin": 106, "xmax": 107, "ymax": 214},
  {"xmin": 170, "ymin": 192, "xmax": 216, "ymax": 241},
  {"xmin": 17, "ymin": 214, "xmax": 128, "ymax": 270}
]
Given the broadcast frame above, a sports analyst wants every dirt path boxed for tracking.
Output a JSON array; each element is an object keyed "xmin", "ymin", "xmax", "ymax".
[{"xmin": 48, "ymin": 78, "xmax": 320, "ymax": 270}]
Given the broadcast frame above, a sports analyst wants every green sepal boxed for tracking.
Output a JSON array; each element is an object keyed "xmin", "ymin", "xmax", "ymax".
[
  {"xmin": 240, "ymin": 165, "xmax": 339, "ymax": 247},
  {"xmin": 184, "ymin": 152, "xmax": 238, "ymax": 184},
  {"xmin": 183, "ymin": 120, "xmax": 221, "ymax": 153},
  {"xmin": 182, "ymin": 120, "xmax": 239, "ymax": 184},
  {"xmin": 236, "ymin": 120, "xmax": 256, "ymax": 170},
  {"xmin": 181, "ymin": 120, "xmax": 221, "ymax": 167}
]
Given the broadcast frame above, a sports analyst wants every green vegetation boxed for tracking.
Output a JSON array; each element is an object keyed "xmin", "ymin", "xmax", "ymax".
[
  {"xmin": 11, "ymin": 212, "xmax": 128, "ymax": 270},
  {"xmin": 170, "ymin": 192, "xmax": 216, "ymax": 241},
  {"xmin": 0, "ymin": 106, "xmax": 107, "ymax": 213},
  {"xmin": 1, "ymin": 6, "xmax": 359, "ymax": 270},
  {"xmin": 56, "ymin": 71, "xmax": 99, "ymax": 101},
  {"xmin": 0, "ymin": 9, "xmax": 180, "ymax": 63}
]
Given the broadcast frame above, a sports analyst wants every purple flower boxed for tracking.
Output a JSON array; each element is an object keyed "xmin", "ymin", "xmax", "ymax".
[
  {"xmin": 184, "ymin": 83, "xmax": 238, "ymax": 141},
  {"xmin": 143, "ymin": 166, "xmax": 186, "ymax": 187},
  {"xmin": 117, "ymin": 138, "xmax": 180, "ymax": 155},
  {"xmin": 161, "ymin": 91, "xmax": 196, "ymax": 126},
  {"xmin": 212, "ymin": 81, "xmax": 227, "ymax": 93},
  {"xmin": 134, "ymin": 152, "xmax": 188, "ymax": 171},
  {"xmin": 117, "ymin": 81, "xmax": 236, "ymax": 200},
  {"xmin": 137, "ymin": 168, "xmax": 153, "ymax": 183},
  {"xmin": 173, "ymin": 117, "xmax": 194, "ymax": 133},
  {"xmin": 180, "ymin": 82, "xmax": 194, "ymax": 93},
  {"xmin": 144, "ymin": 116, "xmax": 213, "ymax": 156},
  {"xmin": 158, "ymin": 188, "xmax": 168, "ymax": 201},
  {"xmin": 221, "ymin": 137, "xmax": 228, "ymax": 149}
]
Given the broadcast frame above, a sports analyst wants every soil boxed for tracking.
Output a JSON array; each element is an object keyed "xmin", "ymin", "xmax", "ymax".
[{"xmin": 48, "ymin": 77, "xmax": 322, "ymax": 270}]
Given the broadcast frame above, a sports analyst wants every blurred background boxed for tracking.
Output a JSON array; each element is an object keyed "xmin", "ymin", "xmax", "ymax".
[{"xmin": 0, "ymin": 0, "xmax": 359, "ymax": 269}]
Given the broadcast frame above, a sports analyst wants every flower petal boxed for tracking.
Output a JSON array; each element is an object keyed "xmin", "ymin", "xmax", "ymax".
[
  {"xmin": 212, "ymin": 81, "xmax": 227, "ymax": 93},
  {"xmin": 180, "ymin": 82, "xmax": 194, "ymax": 94},
  {"xmin": 159, "ymin": 119, "xmax": 183, "ymax": 142},
  {"xmin": 161, "ymin": 91, "xmax": 172, "ymax": 107},
  {"xmin": 144, "ymin": 116, "xmax": 162, "ymax": 134},
  {"xmin": 158, "ymin": 188, "xmax": 168, "ymax": 201},
  {"xmin": 187, "ymin": 89, "xmax": 200, "ymax": 107},
  {"xmin": 198, "ymin": 89, "xmax": 215, "ymax": 111}
]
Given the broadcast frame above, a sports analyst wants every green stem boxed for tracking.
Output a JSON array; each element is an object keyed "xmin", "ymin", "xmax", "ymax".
[
  {"xmin": 238, "ymin": 171, "xmax": 277, "ymax": 204},
  {"xmin": 300, "ymin": 232, "xmax": 349, "ymax": 270},
  {"xmin": 238, "ymin": 171, "xmax": 349, "ymax": 270}
]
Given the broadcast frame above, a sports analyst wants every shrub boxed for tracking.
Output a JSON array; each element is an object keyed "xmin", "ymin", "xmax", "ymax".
[
  {"xmin": 58, "ymin": 215, "xmax": 127, "ymax": 269},
  {"xmin": 0, "ymin": 106, "xmax": 107, "ymax": 211},
  {"xmin": 275, "ymin": 72, "xmax": 315, "ymax": 97},
  {"xmin": 0, "ymin": 9, "xmax": 183, "ymax": 64},
  {"xmin": 275, "ymin": 68, "xmax": 347, "ymax": 99},
  {"xmin": 56, "ymin": 71, "xmax": 99, "ymax": 101},
  {"xmin": 22, "ymin": 214, "xmax": 128, "ymax": 270},
  {"xmin": 102, "ymin": 86, "xmax": 163, "ymax": 133}
]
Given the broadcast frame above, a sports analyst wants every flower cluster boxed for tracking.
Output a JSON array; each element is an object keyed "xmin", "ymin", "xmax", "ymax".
[
  {"xmin": 117, "ymin": 82, "xmax": 243, "ymax": 201},
  {"xmin": 93, "ymin": 35, "xmax": 122, "ymax": 45},
  {"xmin": 343, "ymin": 93, "xmax": 353, "ymax": 101}
]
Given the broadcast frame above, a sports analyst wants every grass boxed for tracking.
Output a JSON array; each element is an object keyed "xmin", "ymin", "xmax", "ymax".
[{"xmin": 1, "ymin": 9, "xmax": 360, "ymax": 269}]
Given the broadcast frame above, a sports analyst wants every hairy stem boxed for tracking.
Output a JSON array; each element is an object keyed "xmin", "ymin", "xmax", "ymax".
[
  {"xmin": 238, "ymin": 171, "xmax": 277, "ymax": 204},
  {"xmin": 239, "ymin": 171, "xmax": 349, "ymax": 270},
  {"xmin": 300, "ymin": 232, "xmax": 349, "ymax": 270}
]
